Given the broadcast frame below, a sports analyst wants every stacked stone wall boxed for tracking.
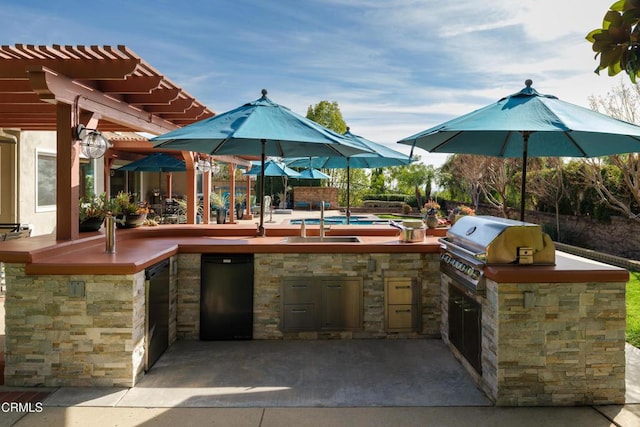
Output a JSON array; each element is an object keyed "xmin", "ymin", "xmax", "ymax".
[
  {"xmin": 441, "ymin": 274, "xmax": 626, "ymax": 406},
  {"xmin": 3, "ymin": 264, "xmax": 146, "ymax": 387},
  {"xmin": 176, "ymin": 254, "xmax": 200, "ymax": 340}
]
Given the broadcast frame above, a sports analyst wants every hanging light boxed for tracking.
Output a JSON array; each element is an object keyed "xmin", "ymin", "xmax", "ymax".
[
  {"xmin": 75, "ymin": 125, "xmax": 110, "ymax": 159},
  {"xmin": 197, "ymin": 157, "xmax": 212, "ymax": 172},
  {"xmin": 211, "ymin": 161, "xmax": 221, "ymax": 175}
]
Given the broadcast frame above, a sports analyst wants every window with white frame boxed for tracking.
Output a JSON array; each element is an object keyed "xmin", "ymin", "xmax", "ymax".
[{"xmin": 36, "ymin": 150, "xmax": 56, "ymax": 211}]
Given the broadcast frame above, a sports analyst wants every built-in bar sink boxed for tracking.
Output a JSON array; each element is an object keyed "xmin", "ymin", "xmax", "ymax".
[{"xmin": 283, "ymin": 236, "xmax": 361, "ymax": 243}]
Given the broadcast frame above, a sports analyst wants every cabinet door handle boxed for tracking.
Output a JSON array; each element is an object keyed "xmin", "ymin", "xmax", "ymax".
[
  {"xmin": 395, "ymin": 285, "xmax": 411, "ymax": 289},
  {"xmin": 395, "ymin": 309, "xmax": 412, "ymax": 313},
  {"xmin": 291, "ymin": 284, "xmax": 307, "ymax": 288},
  {"xmin": 326, "ymin": 284, "xmax": 342, "ymax": 288},
  {"xmin": 291, "ymin": 309, "xmax": 307, "ymax": 313}
]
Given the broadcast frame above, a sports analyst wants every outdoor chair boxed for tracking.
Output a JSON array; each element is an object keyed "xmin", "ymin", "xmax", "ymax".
[{"xmin": 2, "ymin": 229, "xmax": 31, "ymax": 241}]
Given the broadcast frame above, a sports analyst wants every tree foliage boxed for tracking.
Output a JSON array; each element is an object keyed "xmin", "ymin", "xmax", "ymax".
[
  {"xmin": 586, "ymin": 80, "xmax": 640, "ymax": 221},
  {"xmin": 438, "ymin": 154, "xmax": 523, "ymax": 217},
  {"xmin": 527, "ymin": 158, "xmax": 567, "ymax": 238},
  {"xmin": 305, "ymin": 100, "xmax": 366, "ymax": 205},
  {"xmin": 387, "ymin": 159, "xmax": 435, "ymax": 207},
  {"xmin": 306, "ymin": 100, "xmax": 347, "ymax": 134},
  {"xmin": 587, "ymin": 0, "xmax": 640, "ymax": 82},
  {"xmin": 439, "ymin": 155, "xmax": 485, "ymax": 210}
]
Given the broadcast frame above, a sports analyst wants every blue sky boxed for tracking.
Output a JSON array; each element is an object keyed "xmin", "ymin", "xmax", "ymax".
[{"xmin": 1, "ymin": 0, "xmax": 622, "ymax": 166}]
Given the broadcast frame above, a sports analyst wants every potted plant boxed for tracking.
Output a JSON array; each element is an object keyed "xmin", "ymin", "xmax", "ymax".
[
  {"xmin": 210, "ymin": 192, "xmax": 226, "ymax": 224},
  {"xmin": 79, "ymin": 193, "xmax": 109, "ymax": 232},
  {"xmin": 174, "ymin": 198, "xmax": 206, "ymax": 223},
  {"xmin": 448, "ymin": 204, "xmax": 475, "ymax": 225},
  {"xmin": 235, "ymin": 193, "xmax": 246, "ymax": 220},
  {"xmin": 421, "ymin": 200, "xmax": 440, "ymax": 229},
  {"xmin": 114, "ymin": 192, "xmax": 148, "ymax": 228},
  {"xmin": 124, "ymin": 201, "xmax": 149, "ymax": 228}
]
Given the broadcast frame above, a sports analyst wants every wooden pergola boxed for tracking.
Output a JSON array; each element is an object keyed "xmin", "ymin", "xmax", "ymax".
[{"xmin": 0, "ymin": 44, "xmax": 251, "ymax": 240}]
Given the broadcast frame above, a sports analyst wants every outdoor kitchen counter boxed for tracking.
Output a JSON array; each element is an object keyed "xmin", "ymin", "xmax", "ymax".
[
  {"xmin": 484, "ymin": 251, "xmax": 629, "ymax": 283},
  {"xmin": 0, "ymin": 224, "xmax": 445, "ymax": 275},
  {"xmin": 0, "ymin": 224, "xmax": 628, "ymax": 282}
]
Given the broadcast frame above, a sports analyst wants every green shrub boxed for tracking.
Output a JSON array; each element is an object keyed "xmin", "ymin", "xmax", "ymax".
[
  {"xmin": 361, "ymin": 194, "xmax": 407, "ymax": 202},
  {"xmin": 627, "ymin": 271, "xmax": 640, "ymax": 348}
]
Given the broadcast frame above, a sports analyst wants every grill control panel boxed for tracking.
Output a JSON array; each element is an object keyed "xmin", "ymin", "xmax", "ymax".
[
  {"xmin": 439, "ymin": 251, "xmax": 486, "ymax": 297},
  {"xmin": 440, "ymin": 252, "xmax": 482, "ymax": 281}
]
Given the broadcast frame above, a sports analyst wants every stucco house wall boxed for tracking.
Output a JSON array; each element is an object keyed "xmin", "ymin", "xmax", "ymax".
[{"xmin": 17, "ymin": 131, "xmax": 57, "ymax": 236}]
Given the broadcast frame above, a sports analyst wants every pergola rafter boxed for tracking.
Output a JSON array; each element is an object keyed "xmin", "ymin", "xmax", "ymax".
[{"xmin": 0, "ymin": 44, "xmax": 220, "ymax": 240}]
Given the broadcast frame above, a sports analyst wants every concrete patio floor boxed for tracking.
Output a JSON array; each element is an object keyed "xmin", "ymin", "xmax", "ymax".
[{"xmin": 3, "ymin": 337, "xmax": 640, "ymax": 426}]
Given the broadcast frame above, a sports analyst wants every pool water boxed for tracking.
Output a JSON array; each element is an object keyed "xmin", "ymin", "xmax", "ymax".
[{"xmin": 290, "ymin": 215, "xmax": 390, "ymax": 225}]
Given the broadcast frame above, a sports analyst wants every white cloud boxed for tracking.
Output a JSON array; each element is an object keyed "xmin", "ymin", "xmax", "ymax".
[{"xmin": 0, "ymin": 0, "xmax": 625, "ymax": 168}]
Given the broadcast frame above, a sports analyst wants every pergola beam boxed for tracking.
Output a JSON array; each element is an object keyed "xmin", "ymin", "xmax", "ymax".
[{"xmin": 27, "ymin": 66, "xmax": 180, "ymax": 135}]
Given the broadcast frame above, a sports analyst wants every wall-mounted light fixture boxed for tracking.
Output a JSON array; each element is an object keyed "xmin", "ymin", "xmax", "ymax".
[{"xmin": 74, "ymin": 124, "xmax": 110, "ymax": 159}]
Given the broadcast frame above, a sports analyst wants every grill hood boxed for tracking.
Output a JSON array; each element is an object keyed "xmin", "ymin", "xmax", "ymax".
[{"xmin": 443, "ymin": 215, "xmax": 555, "ymax": 265}]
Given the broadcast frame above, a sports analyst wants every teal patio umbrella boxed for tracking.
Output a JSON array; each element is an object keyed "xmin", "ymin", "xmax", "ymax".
[
  {"xmin": 243, "ymin": 159, "xmax": 301, "ymax": 179},
  {"xmin": 398, "ymin": 80, "xmax": 640, "ymax": 221},
  {"xmin": 152, "ymin": 90, "xmax": 371, "ymax": 235},
  {"xmin": 285, "ymin": 128, "xmax": 412, "ymax": 223},
  {"xmin": 296, "ymin": 168, "xmax": 331, "ymax": 180},
  {"xmin": 117, "ymin": 152, "xmax": 186, "ymax": 172},
  {"xmin": 243, "ymin": 160, "xmax": 301, "ymax": 208},
  {"xmin": 118, "ymin": 152, "xmax": 186, "ymax": 214}
]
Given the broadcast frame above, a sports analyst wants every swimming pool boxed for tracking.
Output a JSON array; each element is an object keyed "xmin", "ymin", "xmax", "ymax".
[{"xmin": 289, "ymin": 215, "xmax": 390, "ymax": 225}]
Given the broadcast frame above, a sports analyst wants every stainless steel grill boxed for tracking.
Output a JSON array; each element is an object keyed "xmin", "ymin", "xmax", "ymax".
[{"xmin": 439, "ymin": 215, "xmax": 555, "ymax": 296}]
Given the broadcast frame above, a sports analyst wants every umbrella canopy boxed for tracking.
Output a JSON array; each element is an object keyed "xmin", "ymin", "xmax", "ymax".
[
  {"xmin": 152, "ymin": 90, "xmax": 371, "ymax": 235},
  {"xmin": 398, "ymin": 80, "xmax": 640, "ymax": 220},
  {"xmin": 286, "ymin": 129, "xmax": 412, "ymax": 169},
  {"xmin": 243, "ymin": 160, "xmax": 301, "ymax": 210},
  {"xmin": 243, "ymin": 160, "xmax": 301, "ymax": 178},
  {"xmin": 285, "ymin": 128, "xmax": 412, "ymax": 223},
  {"xmin": 296, "ymin": 168, "xmax": 331, "ymax": 180},
  {"xmin": 117, "ymin": 152, "xmax": 186, "ymax": 172}
]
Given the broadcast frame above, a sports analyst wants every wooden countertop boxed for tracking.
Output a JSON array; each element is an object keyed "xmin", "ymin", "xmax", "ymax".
[{"xmin": 0, "ymin": 224, "xmax": 629, "ymax": 283}]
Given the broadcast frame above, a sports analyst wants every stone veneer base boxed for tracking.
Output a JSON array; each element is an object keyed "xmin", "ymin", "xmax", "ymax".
[
  {"xmin": 3, "ymin": 256, "xmax": 177, "ymax": 387},
  {"xmin": 441, "ymin": 274, "xmax": 626, "ymax": 406}
]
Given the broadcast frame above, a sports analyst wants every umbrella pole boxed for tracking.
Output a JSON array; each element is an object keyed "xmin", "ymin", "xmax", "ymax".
[
  {"xmin": 346, "ymin": 159, "xmax": 351, "ymax": 224},
  {"xmin": 259, "ymin": 140, "xmax": 266, "ymax": 236},
  {"xmin": 520, "ymin": 132, "xmax": 530, "ymax": 222}
]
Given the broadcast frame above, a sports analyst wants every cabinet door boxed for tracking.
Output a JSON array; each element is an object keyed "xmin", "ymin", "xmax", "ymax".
[
  {"xmin": 320, "ymin": 278, "xmax": 362, "ymax": 330},
  {"xmin": 448, "ymin": 290, "xmax": 464, "ymax": 349}
]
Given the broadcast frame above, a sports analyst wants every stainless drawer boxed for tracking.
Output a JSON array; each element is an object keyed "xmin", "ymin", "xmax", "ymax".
[
  {"xmin": 386, "ymin": 304, "xmax": 415, "ymax": 330},
  {"xmin": 282, "ymin": 280, "xmax": 315, "ymax": 304},
  {"xmin": 282, "ymin": 304, "xmax": 316, "ymax": 330},
  {"xmin": 386, "ymin": 278, "xmax": 414, "ymax": 304}
]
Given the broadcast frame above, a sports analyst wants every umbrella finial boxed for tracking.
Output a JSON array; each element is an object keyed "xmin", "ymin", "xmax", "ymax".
[
  {"xmin": 261, "ymin": 89, "xmax": 268, "ymax": 97},
  {"xmin": 525, "ymin": 79, "xmax": 533, "ymax": 87}
]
